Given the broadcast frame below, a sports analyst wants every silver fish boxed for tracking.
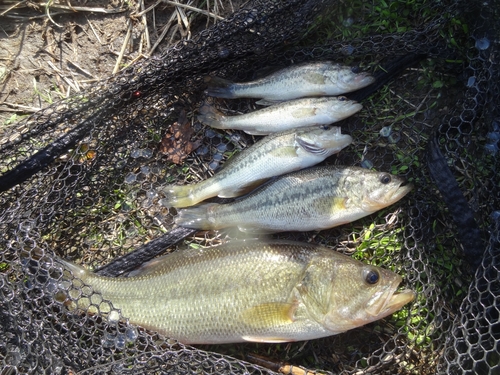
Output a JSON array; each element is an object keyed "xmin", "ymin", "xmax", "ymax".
[
  {"xmin": 57, "ymin": 240, "xmax": 415, "ymax": 344},
  {"xmin": 175, "ymin": 165, "xmax": 413, "ymax": 232},
  {"xmin": 160, "ymin": 126, "xmax": 352, "ymax": 208},
  {"xmin": 204, "ymin": 61, "xmax": 375, "ymax": 102},
  {"xmin": 197, "ymin": 97, "xmax": 362, "ymax": 135}
]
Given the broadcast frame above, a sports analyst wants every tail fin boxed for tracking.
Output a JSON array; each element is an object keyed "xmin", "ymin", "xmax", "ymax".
[
  {"xmin": 197, "ymin": 104, "xmax": 227, "ymax": 130},
  {"xmin": 57, "ymin": 258, "xmax": 88, "ymax": 280},
  {"xmin": 159, "ymin": 184, "xmax": 201, "ymax": 208},
  {"xmin": 204, "ymin": 76, "xmax": 237, "ymax": 98},
  {"xmin": 175, "ymin": 203, "xmax": 219, "ymax": 230}
]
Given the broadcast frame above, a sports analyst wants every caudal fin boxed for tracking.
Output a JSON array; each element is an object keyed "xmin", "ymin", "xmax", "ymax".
[
  {"xmin": 175, "ymin": 203, "xmax": 219, "ymax": 230},
  {"xmin": 196, "ymin": 104, "xmax": 227, "ymax": 130},
  {"xmin": 204, "ymin": 76, "xmax": 237, "ymax": 98},
  {"xmin": 159, "ymin": 185, "xmax": 201, "ymax": 208}
]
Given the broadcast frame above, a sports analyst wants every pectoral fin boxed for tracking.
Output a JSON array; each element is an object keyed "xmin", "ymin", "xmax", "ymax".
[
  {"xmin": 312, "ymin": 196, "xmax": 348, "ymax": 212},
  {"xmin": 269, "ymin": 146, "xmax": 299, "ymax": 158},
  {"xmin": 304, "ymin": 72, "xmax": 326, "ymax": 85},
  {"xmin": 291, "ymin": 107, "xmax": 317, "ymax": 118},
  {"xmin": 240, "ymin": 302, "xmax": 297, "ymax": 329}
]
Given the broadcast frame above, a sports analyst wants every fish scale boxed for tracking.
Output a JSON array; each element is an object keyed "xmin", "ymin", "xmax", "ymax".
[
  {"xmin": 205, "ymin": 61, "xmax": 375, "ymax": 101},
  {"xmin": 160, "ymin": 126, "xmax": 352, "ymax": 208},
  {"xmin": 175, "ymin": 165, "xmax": 413, "ymax": 233},
  {"xmin": 58, "ymin": 240, "xmax": 414, "ymax": 344}
]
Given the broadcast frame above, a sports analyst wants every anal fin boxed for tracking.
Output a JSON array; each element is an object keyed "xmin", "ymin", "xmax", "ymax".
[{"xmin": 217, "ymin": 179, "xmax": 268, "ymax": 198}]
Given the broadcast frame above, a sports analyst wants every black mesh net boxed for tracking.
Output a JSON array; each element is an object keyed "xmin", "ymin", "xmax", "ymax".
[{"xmin": 0, "ymin": 0, "xmax": 499, "ymax": 374}]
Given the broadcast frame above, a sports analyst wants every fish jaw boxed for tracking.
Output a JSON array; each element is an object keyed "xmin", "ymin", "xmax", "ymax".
[
  {"xmin": 322, "ymin": 274, "xmax": 414, "ymax": 334},
  {"xmin": 364, "ymin": 277, "xmax": 415, "ymax": 318},
  {"xmin": 326, "ymin": 101, "xmax": 363, "ymax": 121},
  {"xmin": 351, "ymin": 72, "xmax": 376, "ymax": 89},
  {"xmin": 361, "ymin": 181, "xmax": 414, "ymax": 212}
]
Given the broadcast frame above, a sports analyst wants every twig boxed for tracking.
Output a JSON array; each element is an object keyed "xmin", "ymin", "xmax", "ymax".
[
  {"xmin": 137, "ymin": 0, "xmax": 223, "ymax": 20},
  {"xmin": 149, "ymin": 10, "xmax": 177, "ymax": 55},
  {"xmin": 0, "ymin": 102, "xmax": 41, "ymax": 112},
  {"xmin": 45, "ymin": 0, "xmax": 63, "ymax": 28},
  {"xmin": 32, "ymin": 2, "xmax": 128, "ymax": 14},
  {"xmin": 140, "ymin": 0, "xmax": 151, "ymax": 53},
  {"xmin": 112, "ymin": 19, "xmax": 133, "ymax": 74},
  {"xmin": 0, "ymin": 0, "xmax": 26, "ymax": 16},
  {"xmin": 163, "ymin": 0, "xmax": 223, "ymax": 20},
  {"xmin": 86, "ymin": 18, "xmax": 103, "ymax": 45},
  {"xmin": 46, "ymin": 60, "xmax": 79, "ymax": 93},
  {"xmin": 67, "ymin": 60, "xmax": 95, "ymax": 79}
]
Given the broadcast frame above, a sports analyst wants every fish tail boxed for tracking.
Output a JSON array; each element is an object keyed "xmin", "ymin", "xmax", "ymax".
[
  {"xmin": 57, "ymin": 258, "xmax": 89, "ymax": 280},
  {"xmin": 175, "ymin": 203, "xmax": 219, "ymax": 230},
  {"xmin": 159, "ymin": 184, "xmax": 201, "ymax": 208},
  {"xmin": 204, "ymin": 76, "xmax": 237, "ymax": 98},
  {"xmin": 197, "ymin": 103, "xmax": 227, "ymax": 129}
]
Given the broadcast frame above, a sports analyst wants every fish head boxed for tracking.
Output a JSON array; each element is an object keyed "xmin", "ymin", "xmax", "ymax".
[
  {"xmin": 360, "ymin": 172, "xmax": 413, "ymax": 212},
  {"xmin": 326, "ymin": 97, "xmax": 363, "ymax": 118},
  {"xmin": 319, "ymin": 261, "xmax": 415, "ymax": 334},
  {"xmin": 342, "ymin": 170, "xmax": 413, "ymax": 213},
  {"xmin": 331, "ymin": 66, "xmax": 376, "ymax": 92},
  {"xmin": 295, "ymin": 126, "xmax": 353, "ymax": 157}
]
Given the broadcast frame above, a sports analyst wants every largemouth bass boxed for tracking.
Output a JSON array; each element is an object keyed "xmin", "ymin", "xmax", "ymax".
[
  {"xmin": 175, "ymin": 166, "xmax": 413, "ymax": 232},
  {"xmin": 57, "ymin": 240, "xmax": 415, "ymax": 344},
  {"xmin": 204, "ymin": 61, "xmax": 375, "ymax": 103},
  {"xmin": 197, "ymin": 97, "xmax": 362, "ymax": 135},
  {"xmin": 160, "ymin": 126, "xmax": 352, "ymax": 208}
]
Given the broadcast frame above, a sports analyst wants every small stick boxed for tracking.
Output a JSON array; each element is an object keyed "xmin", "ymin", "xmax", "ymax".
[
  {"xmin": 67, "ymin": 60, "xmax": 95, "ymax": 79},
  {"xmin": 86, "ymin": 18, "xmax": 103, "ymax": 45},
  {"xmin": 0, "ymin": 102, "xmax": 41, "ymax": 112},
  {"xmin": 0, "ymin": 0, "xmax": 26, "ymax": 17},
  {"xmin": 149, "ymin": 10, "xmax": 177, "ymax": 55},
  {"xmin": 112, "ymin": 19, "xmax": 133, "ymax": 74}
]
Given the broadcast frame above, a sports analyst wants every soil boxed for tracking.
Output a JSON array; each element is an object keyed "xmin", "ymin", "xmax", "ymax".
[{"xmin": 0, "ymin": 0, "xmax": 237, "ymax": 130}]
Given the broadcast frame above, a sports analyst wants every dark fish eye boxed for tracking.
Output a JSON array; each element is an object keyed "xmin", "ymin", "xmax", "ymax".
[
  {"xmin": 320, "ymin": 125, "xmax": 331, "ymax": 130},
  {"xmin": 351, "ymin": 66, "xmax": 361, "ymax": 73},
  {"xmin": 338, "ymin": 96, "xmax": 347, "ymax": 101},
  {"xmin": 364, "ymin": 269, "xmax": 380, "ymax": 285},
  {"xmin": 380, "ymin": 173, "xmax": 392, "ymax": 184}
]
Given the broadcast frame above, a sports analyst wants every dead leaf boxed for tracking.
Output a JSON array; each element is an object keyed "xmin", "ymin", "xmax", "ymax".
[{"xmin": 159, "ymin": 110, "xmax": 201, "ymax": 164}]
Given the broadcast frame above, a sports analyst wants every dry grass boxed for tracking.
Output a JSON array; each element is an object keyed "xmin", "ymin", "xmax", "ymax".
[{"xmin": 0, "ymin": 0, "xmax": 236, "ymax": 127}]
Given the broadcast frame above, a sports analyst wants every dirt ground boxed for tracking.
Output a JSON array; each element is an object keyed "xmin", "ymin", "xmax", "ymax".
[{"xmin": 0, "ymin": 0, "xmax": 238, "ymax": 132}]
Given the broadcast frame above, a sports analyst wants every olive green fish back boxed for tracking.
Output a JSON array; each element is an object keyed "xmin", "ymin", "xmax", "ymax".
[{"xmin": 0, "ymin": 0, "xmax": 499, "ymax": 374}]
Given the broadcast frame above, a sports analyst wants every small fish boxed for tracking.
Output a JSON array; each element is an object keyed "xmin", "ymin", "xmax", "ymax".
[
  {"xmin": 197, "ymin": 97, "xmax": 362, "ymax": 135},
  {"xmin": 160, "ymin": 126, "xmax": 352, "ymax": 208},
  {"xmin": 175, "ymin": 165, "xmax": 413, "ymax": 232},
  {"xmin": 204, "ymin": 61, "xmax": 375, "ymax": 103},
  {"xmin": 57, "ymin": 240, "xmax": 415, "ymax": 344}
]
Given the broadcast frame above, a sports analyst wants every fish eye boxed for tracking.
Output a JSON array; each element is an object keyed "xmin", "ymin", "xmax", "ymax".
[
  {"xmin": 364, "ymin": 268, "xmax": 380, "ymax": 285},
  {"xmin": 320, "ymin": 125, "xmax": 331, "ymax": 130},
  {"xmin": 338, "ymin": 96, "xmax": 347, "ymax": 101},
  {"xmin": 380, "ymin": 174, "xmax": 392, "ymax": 184},
  {"xmin": 351, "ymin": 66, "xmax": 361, "ymax": 73}
]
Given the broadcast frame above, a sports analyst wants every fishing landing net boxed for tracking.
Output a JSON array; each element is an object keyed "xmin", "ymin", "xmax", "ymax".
[{"xmin": 0, "ymin": 0, "xmax": 499, "ymax": 374}]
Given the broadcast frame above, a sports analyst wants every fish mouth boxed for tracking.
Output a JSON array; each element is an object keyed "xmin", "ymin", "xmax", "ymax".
[
  {"xmin": 363, "ymin": 180, "xmax": 413, "ymax": 212},
  {"xmin": 366, "ymin": 285, "xmax": 415, "ymax": 318},
  {"xmin": 353, "ymin": 73, "xmax": 376, "ymax": 88}
]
